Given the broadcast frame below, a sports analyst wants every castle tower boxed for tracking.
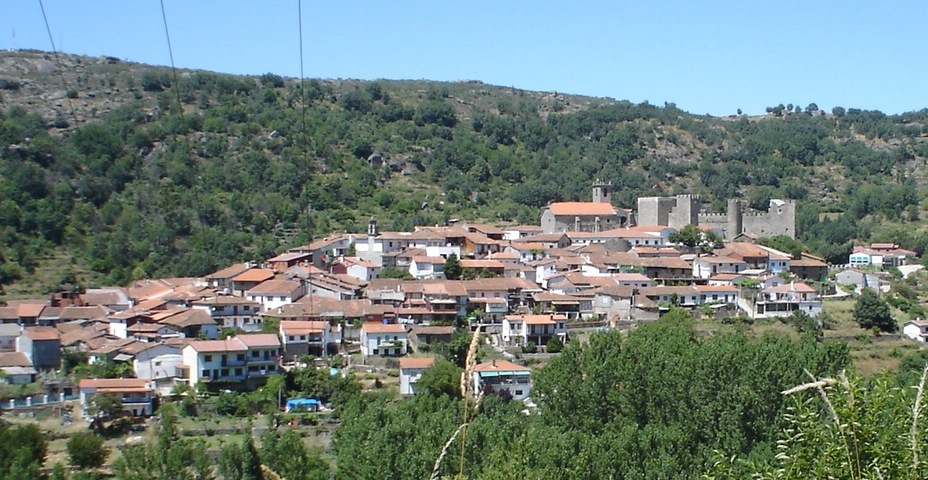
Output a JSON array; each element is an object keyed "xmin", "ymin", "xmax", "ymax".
[
  {"xmin": 727, "ymin": 199, "xmax": 742, "ymax": 240},
  {"xmin": 669, "ymin": 194, "xmax": 700, "ymax": 228},
  {"xmin": 592, "ymin": 180, "xmax": 612, "ymax": 204}
]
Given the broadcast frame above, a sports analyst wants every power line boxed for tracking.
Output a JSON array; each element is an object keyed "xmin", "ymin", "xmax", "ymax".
[
  {"xmin": 37, "ymin": 0, "xmax": 79, "ymax": 127},
  {"xmin": 159, "ymin": 0, "xmax": 193, "ymax": 154}
]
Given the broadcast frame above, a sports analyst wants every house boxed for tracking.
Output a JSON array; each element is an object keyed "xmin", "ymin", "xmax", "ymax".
[
  {"xmin": 157, "ymin": 308, "xmax": 218, "ymax": 339},
  {"xmin": 0, "ymin": 324, "xmax": 20, "ymax": 352},
  {"xmin": 331, "ymin": 257, "xmax": 381, "ymax": 282},
  {"xmin": 692, "ymin": 255, "xmax": 748, "ymax": 279},
  {"xmin": 191, "ymin": 296, "xmax": 263, "ymax": 331},
  {"xmin": 903, "ymin": 319, "xmax": 928, "ymax": 343},
  {"xmin": 501, "ymin": 314, "xmax": 567, "ymax": 347},
  {"xmin": 409, "ymin": 256, "xmax": 446, "ymax": 279},
  {"xmin": 16, "ymin": 327, "xmax": 60, "ymax": 370},
  {"xmin": 230, "ymin": 268, "xmax": 276, "ymax": 296},
  {"xmin": 850, "ymin": 244, "xmax": 917, "ymax": 269},
  {"xmin": 360, "ymin": 323, "xmax": 407, "ymax": 356},
  {"xmin": 472, "ymin": 360, "xmax": 532, "ymax": 401},
  {"xmin": 750, "ymin": 282, "xmax": 822, "ymax": 318},
  {"xmin": 266, "ymin": 252, "xmax": 311, "ymax": 272},
  {"xmin": 246, "ymin": 279, "xmax": 304, "ymax": 312},
  {"xmin": 203, "ymin": 263, "xmax": 253, "ymax": 292},
  {"xmin": 789, "ymin": 255, "xmax": 828, "ymax": 281},
  {"xmin": 399, "ymin": 357, "xmax": 435, "ymax": 395},
  {"xmin": 128, "ymin": 342, "xmax": 184, "ymax": 391},
  {"xmin": 0, "ymin": 352, "xmax": 36, "ymax": 384},
  {"xmin": 180, "ymin": 334, "xmax": 281, "ymax": 385},
  {"xmin": 835, "ymin": 268, "xmax": 886, "ymax": 294},
  {"xmin": 279, "ymin": 320, "xmax": 340, "ymax": 360},
  {"xmin": 78, "ymin": 378, "xmax": 154, "ymax": 417},
  {"xmin": 408, "ymin": 325, "xmax": 454, "ymax": 349}
]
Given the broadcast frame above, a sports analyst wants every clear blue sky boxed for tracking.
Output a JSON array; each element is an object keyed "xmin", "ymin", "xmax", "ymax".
[{"xmin": 3, "ymin": 1, "xmax": 926, "ymax": 116}]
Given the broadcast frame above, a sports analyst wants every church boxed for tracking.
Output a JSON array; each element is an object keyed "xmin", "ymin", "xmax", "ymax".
[{"xmin": 540, "ymin": 182, "xmax": 630, "ymax": 234}]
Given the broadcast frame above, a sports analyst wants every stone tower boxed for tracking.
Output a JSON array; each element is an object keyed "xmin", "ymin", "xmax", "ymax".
[
  {"xmin": 727, "ymin": 199, "xmax": 743, "ymax": 239},
  {"xmin": 592, "ymin": 180, "xmax": 612, "ymax": 204}
]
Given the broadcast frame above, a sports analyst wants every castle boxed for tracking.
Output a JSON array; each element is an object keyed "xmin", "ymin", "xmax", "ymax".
[
  {"xmin": 541, "ymin": 184, "xmax": 796, "ymax": 240},
  {"xmin": 636, "ymin": 195, "xmax": 795, "ymax": 240}
]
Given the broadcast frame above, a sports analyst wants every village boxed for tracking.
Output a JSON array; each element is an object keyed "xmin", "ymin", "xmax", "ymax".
[{"xmin": 0, "ymin": 183, "xmax": 923, "ymax": 419}]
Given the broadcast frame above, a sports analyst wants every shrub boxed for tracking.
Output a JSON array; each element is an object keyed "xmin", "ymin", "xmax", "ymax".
[{"xmin": 67, "ymin": 432, "xmax": 109, "ymax": 469}]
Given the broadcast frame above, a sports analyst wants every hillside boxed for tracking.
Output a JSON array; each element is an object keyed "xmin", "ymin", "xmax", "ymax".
[{"xmin": 2, "ymin": 49, "xmax": 928, "ymax": 293}]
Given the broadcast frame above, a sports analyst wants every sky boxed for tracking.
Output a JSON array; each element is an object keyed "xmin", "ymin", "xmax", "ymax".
[{"xmin": 2, "ymin": 1, "xmax": 926, "ymax": 117}]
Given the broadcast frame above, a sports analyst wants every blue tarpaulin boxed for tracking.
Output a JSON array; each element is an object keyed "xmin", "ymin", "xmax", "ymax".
[{"xmin": 285, "ymin": 398, "xmax": 321, "ymax": 412}]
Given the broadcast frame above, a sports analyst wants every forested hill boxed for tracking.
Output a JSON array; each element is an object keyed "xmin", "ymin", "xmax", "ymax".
[{"xmin": 2, "ymin": 49, "xmax": 928, "ymax": 292}]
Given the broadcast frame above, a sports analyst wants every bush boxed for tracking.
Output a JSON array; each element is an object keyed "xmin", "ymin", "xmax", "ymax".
[
  {"xmin": 67, "ymin": 432, "xmax": 109, "ymax": 469},
  {"xmin": 545, "ymin": 335, "xmax": 564, "ymax": 354},
  {"xmin": 522, "ymin": 342, "xmax": 537, "ymax": 354}
]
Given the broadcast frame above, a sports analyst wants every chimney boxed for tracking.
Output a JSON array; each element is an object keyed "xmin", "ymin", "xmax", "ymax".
[{"xmin": 492, "ymin": 359, "xmax": 496, "ymax": 368}]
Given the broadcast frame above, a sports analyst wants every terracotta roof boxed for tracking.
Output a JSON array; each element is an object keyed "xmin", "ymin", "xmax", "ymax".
[
  {"xmin": 79, "ymin": 378, "xmax": 152, "ymax": 392},
  {"xmin": 399, "ymin": 357, "xmax": 436, "ymax": 370},
  {"xmin": 547, "ymin": 202, "xmax": 617, "ymax": 216},
  {"xmin": 207, "ymin": 263, "xmax": 252, "ymax": 280},
  {"xmin": 0, "ymin": 352, "xmax": 31, "ymax": 367},
  {"xmin": 460, "ymin": 259, "xmax": 505, "ymax": 269},
  {"xmin": 22, "ymin": 327, "xmax": 60, "ymax": 341},
  {"xmin": 187, "ymin": 339, "xmax": 247, "ymax": 353},
  {"xmin": 158, "ymin": 309, "xmax": 216, "ymax": 328},
  {"xmin": 473, "ymin": 360, "xmax": 530, "ymax": 373},
  {"xmin": 695, "ymin": 285, "xmax": 740, "ymax": 293},
  {"xmin": 59, "ymin": 305, "xmax": 110, "ymax": 320},
  {"xmin": 412, "ymin": 256, "xmax": 447, "ymax": 264},
  {"xmin": 267, "ymin": 252, "xmax": 311, "ymax": 263},
  {"xmin": 280, "ymin": 320, "xmax": 328, "ymax": 335},
  {"xmin": 505, "ymin": 314, "xmax": 565, "ymax": 325},
  {"xmin": 361, "ymin": 323, "xmax": 407, "ymax": 334},
  {"xmin": 235, "ymin": 333, "xmax": 281, "ymax": 348},
  {"xmin": 16, "ymin": 303, "xmax": 46, "ymax": 318},
  {"xmin": 765, "ymin": 282, "xmax": 817, "ymax": 293},
  {"xmin": 409, "ymin": 326, "xmax": 454, "ymax": 335},
  {"xmin": 246, "ymin": 279, "xmax": 302, "ymax": 296},
  {"xmin": 232, "ymin": 269, "xmax": 276, "ymax": 283}
]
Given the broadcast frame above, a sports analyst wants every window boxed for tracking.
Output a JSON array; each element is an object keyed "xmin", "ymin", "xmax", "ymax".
[
  {"xmin": 237, "ymin": 354, "xmax": 245, "ymax": 361},
  {"xmin": 201, "ymin": 369, "xmax": 209, "ymax": 378},
  {"xmin": 204, "ymin": 355, "xmax": 213, "ymax": 362},
  {"xmin": 235, "ymin": 368, "xmax": 243, "ymax": 376},
  {"xmin": 221, "ymin": 369, "xmax": 229, "ymax": 376},
  {"xmin": 288, "ymin": 336, "xmax": 295, "ymax": 341},
  {"xmin": 252, "ymin": 351, "xmax": 259, "ymax": 358},
  {"xmin": 515, "ymin": 390, "xmax": 523, "ymax": 396},
  {"xmin": 154, "ymin": 361, "xmax": 161, "ymax": 367}
]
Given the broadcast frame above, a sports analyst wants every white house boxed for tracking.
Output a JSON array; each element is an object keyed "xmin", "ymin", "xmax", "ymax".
[
  {"xmin": 191, "ymin": 296, "xmax": 262, "ymax": 331},
  {"xmin": 409, "ymin": 256, "xmax": 446, "ymax": 279},
  {"xmin": 78, "ymin": 378, "xmax": 154, "ymax": 418},
  {"xmin": 472, "ymin": 360, "xmax": 532, "ymax": 401},
  {"xmin": 399, "ymin": 357, "xmax": 435, "ymax": 395},
  {"xmin": 180, "ymin": 333, "xmax": 281, "ymax": 385},
  {"xmin": 130, "ymin": 343, "xmax": 183, "ymax": 389},
  {"xmin": 692, "ymin": 255, "xmax": 748, "ymax": 279},
  {"xmin": 359, "ymin": 323, "xmax": 407, "ymax": 356},
  {"xmin": 246, "ymin": 280, "xmax": 304, "ymax": 312},
  {"xmin": 903, "ymin": 319, "xmax": 928, "ymax": 343},
  {"xmin": 279, "ymin": 320, "xmax": 341, "ymax": 360},
  {"xmin": 752, "ymin": 282, "xmax": 822, "ymax": 318},
  {"xmin": 501, "ymin": 314, "xmax": 567, "ymax": 347}
]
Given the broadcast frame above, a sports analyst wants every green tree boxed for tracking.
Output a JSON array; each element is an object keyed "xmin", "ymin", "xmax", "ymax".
[
  {"xmin": 67, "ymin": 432, "xmax": 109, "ymax": 470},
  {"xmin": 853, "ymin": 288, "xmax": 897, "ymax": 332},
  {"xmin": 545, "ymin": 335, "xmax": 564, "ymax": 353},
  {"xmin": 417, "ymin": 358, "xmax": 463, "ymax": 398},
  {"xmin": 669, "ymin": 224, "xmax": 723, "ymax": 252},
  {"xmin": 443, "ymin": 253, "xmax": 463, "ymax": 280}
]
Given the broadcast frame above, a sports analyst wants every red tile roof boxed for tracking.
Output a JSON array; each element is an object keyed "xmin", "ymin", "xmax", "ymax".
[
  {"xmin": 547, "ymin": 202, "xmax": 617, "ymax": 216},
  {"xmin": 361, "ymin": 323, "xmax": 406, "ymax": 334},
  {"xmin": 398, "ymin": 357, "xmax": 435, "ymax": 370}
]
